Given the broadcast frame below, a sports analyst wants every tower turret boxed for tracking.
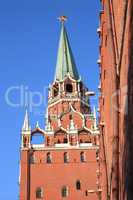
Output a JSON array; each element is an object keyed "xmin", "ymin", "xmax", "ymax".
[{"xmin": 21, "ymin": 110, "xmax": 31, "ymax": 148}]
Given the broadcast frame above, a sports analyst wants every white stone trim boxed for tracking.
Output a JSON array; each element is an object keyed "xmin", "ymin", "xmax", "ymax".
[
  {"xmin": 79, "ymin": 143, "xmax": 93, "ymax": 147},
  {"xmin": 48, "ymin": 97, "xmax": 90, "ymax": 108},
  {"xmin": 21, "ymin": 144, "xmax": 99, "ymax": 151},
  {"xmin": 31, "ymin": 144, "xmax": 45, "ymax": 148},
  {"xmin": 55, "ymin": 143, "xmax": 70, "ymax": 148}
]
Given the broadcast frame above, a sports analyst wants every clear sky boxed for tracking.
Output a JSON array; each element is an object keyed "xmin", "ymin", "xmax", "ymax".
[{"xmin": 0, "ymin": 0, "xmax": 100, "ymax": 199}]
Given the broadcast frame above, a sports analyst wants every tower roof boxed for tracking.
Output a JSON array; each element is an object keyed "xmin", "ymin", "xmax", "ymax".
[
  {"xmin": 55, "ymin": 21, "xmax": 80, "ymax": 81},
  {"xmin": 22, "ymin": 110, "xmax": 30, "ymax": 131}
]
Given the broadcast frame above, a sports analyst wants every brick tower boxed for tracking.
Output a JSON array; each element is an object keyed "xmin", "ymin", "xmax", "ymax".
[
  {"xmin": 98, "ymin": 1, "xmax": 133, "ymax": 200},
  {"xmin": 19, "ymin": 17, "xmax": 103, "ymax": 200}
]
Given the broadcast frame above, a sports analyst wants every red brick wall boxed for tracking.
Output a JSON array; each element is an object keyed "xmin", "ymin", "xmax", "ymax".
[
  {"xmin": 20, "ymin": 148, "xmax": 100, "ymax": 200},
  {"xmin": 99, "ymin": 0, "xmax": 133, "ymax": 199}
]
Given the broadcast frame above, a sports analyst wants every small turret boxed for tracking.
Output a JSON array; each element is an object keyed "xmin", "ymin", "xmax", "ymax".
[
  {"xmin": 68, "ymin": 114, "xmax": 78, "ymax": 146},
  {"xmin": 21, "ymin": 110, "xmax": 31, "ymax": 148},
  {"xmin": 22, "ymin": 110, "xmax": 31, "ymax": 132}
]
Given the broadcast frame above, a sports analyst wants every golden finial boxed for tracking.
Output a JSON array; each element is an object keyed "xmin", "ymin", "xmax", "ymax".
[{"xmin": 58, "ymin": 16, "xmax": 68, "ymax": 23}]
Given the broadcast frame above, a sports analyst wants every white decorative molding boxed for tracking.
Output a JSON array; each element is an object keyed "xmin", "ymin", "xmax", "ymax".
[
  {"xmin": 22, "ymin": 141, "xmax": 99, "ymax": 150},
  {"xmin": 21, "ymin": 130, "xmax": 31, "ymax": 135},
  {"xmin": 45, "ymin": 130, "xmax": 54, "ymax": 135},
  {"xmin": 55, "ymin": 143, "xmax": 70, "ymax": 148},
  {"xmin": 48, "ymin": 97, "xmax": 90, "ymax": 108},
  {"xmin": 79, "ymin": 143, "xmax": 93, "ymax": 147},
  {"xmin": 31, "ymin": 144, "xmax": 45, "ymax": 148}
]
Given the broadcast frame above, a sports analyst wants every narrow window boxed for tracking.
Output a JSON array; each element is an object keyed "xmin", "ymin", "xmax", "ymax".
[
  {"xmin": 47, "ymin": 152, "xmax": 52, "ymax": 163},
  {"xmin": 105, "ymin": 34, "xmax": 108, "ymax": 46},
  {"xmin": 64, "ymin": 152, "xmax": 69, "ymax": 163},
  {"xmin": 23, "ymin": 137, "xmax": 27, "ymax": 147},
  {"xmin": 66, "ymin": 84, "xmax": 73, "ymax": 93},
  {"xmin": 80, "ymin": 152, "xmax": 86, "ymax": 162},
  {"xmin": 80, "ymin": 139, "xmax": 83, "ymax": 143},
  {"xmin": 69, "ymin": 114, "xmax": 72, "ymax": 120},
  {"xmin": 53, "ymin": 88, "xmax": 58, "ymax": 97},
  {"xmin": 53, "ymin": 84, "xmax": 59, "ymax": 97},
  {"xmin": 103, "ymin": 69, "xmax": 106, "ymax": 79},
  {"xmin": 36, "ymin": 187, "xmax": 43, "ymax": 198},
  {"xmin": 80, "ymin": 82, "xmax": 83, "ymax": 91},
  {"xmin": 64, "ymin": 138, "xmax": 68, "ymax": 143},
  {"xmin": 30, "ymin": 154, "xmax": 35, "ymax": 164},
  {"xmin": 85, "ymin": 190, "xmax": 88, "ymax": 196},
  {"xmin": 61, "ymin": 186, "xmax": 69, "ymax": 197},
  {"xmin": 76, "ymin": 180, "xmax": 81, "ymax": 190},
  {"xmin": 57, "ymin": 139, "xmax": 61, "ymax": 144}
]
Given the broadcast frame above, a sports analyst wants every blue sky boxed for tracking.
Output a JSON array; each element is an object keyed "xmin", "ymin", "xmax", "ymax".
[{"xmin": 0, "ymin": 0, "xmax": 100, "ymax": 199}]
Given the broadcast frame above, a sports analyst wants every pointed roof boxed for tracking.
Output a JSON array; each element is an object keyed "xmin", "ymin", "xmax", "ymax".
[
  {"xmin": 22, "ymin": 110, "xmax": 30, "ymax": 131},
  {"xmin": 55, "ymin": 22, "xmax": 80, "ymax": 81}
]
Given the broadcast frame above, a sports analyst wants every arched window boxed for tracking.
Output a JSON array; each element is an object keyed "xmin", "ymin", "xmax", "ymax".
[
  {"xmin": 53, "ymin": 88, "xmax": 58, "ymax": 97},
  {"xmin": 61, "ymin": 186, "xmax": 69, "ymax": 197},
  {"xmin": 36, "ymin": 187, "xmax": 43, "ymax": 198},
  {"xmin": 66, "ymin": 83, "xmax": 73, "ymax": 93},
  {"xmin": 69, "ymin": 114, "xmax": 72, "ymax": 120},
  {"xmin": 76, "ymin": 180, "xmax": 81, "ymax": 190},
  {"xmin": 46, "ymin": 152, "xmax": 52, "ymax": 163},
  {"xmin": 63, "ymin": 138, "xmax": 68, "ymax": 143},
  {"xmin": 53, "ymin": 84, "xmax": 59, "ymax": 97},
  {"xmin": 57, "ymin": 139, "xmax": 61, "ymax": 144},
  {"xmin": 23, "ymin": 137, "xmax": 27, "ymax": 147},
  {"xmin": 85, "ymin": 190, "xmax": 88, "ymax": 196},
  {"xmin": 64, "ymin": 152, "xmax": 69, "ymax": 163},
  {"xmin": 80, "ymin": 139, "xmax": 83, "ymax": 143},
  {"xmin": 80, "ymin": 152, "xmax": 86, "ymax": 162}
]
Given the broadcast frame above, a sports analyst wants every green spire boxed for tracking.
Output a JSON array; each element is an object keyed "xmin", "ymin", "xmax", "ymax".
[{"xmin": 55, "ymin": 21, "xmax": 80, "ymax": 81}]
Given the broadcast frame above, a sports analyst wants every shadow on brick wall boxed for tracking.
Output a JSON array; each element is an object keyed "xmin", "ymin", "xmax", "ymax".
[{"xmin": 123, "ymin": 3, "xmax": 133, "ymax": 200}]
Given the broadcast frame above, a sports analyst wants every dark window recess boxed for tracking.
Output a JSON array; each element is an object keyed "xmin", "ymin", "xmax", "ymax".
[
  {"xmin": 64, "ymin": 152, "xmax": 69, "ymax": 163},
  {"xmin": 80, "ymin": 139, "xmax": 83, "ymax": 143},
  {"xmin": 85, "ymin": 190, "xmax": 88, "ymax": 196},
  {"xmin": 64, "ymin": 138, "xmax": 68, "ymax": 143},
  {"xmin": 47, "ymin": 152, "xmax": 52, "ymax": 163},
  {"xmin": 76, "ymin": 180, "xmax": 81, "ymax": 190},
  {"xmin": 69, "ymin": 114, "xmax": 72, "ymax": 120},
  {"xmin": 105, "ymin": 35, "xmax": 108, "ymax": 46},
  {"xmin": 103, "ymin": 97, "xmax": 104, "ymax": 106},
  {"xmin": 30, "ymin": 155, "xmax": 35, "ymax": 164},
  {"xmin": 104, "ymin": 69, "xmax": 106, "ymax": 79},
  {"xmin": 53, "ymin": 88, "xmax": 58, "ymax": 97},
  {"xmin": 53, "ymin": 83, "xmax": 59, "ymax": 97},
  {"xmin": 80, "ymin": 152, "xmax": 86, "ymax": 162},
  {"xmin": 66, "ymin": 84, "xmax": 73, "ymax": 93},
  {"xmin": 57, "ymin": 139, "xmax": 61, "ymax": 144},
  {"xmin": 80, "ymin": 82, "xmax": 83, "ymax": 92},
  {"xmin": 36, "ymin": 187, "xmax": 43, "ymax": 198},
  {"xmin": 23, "ymin": 137, "xmax": 27, "ymax": 147},
  {"xmin": 61, "ymin": 186, "xmax": 69, "ymax": 197}
]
